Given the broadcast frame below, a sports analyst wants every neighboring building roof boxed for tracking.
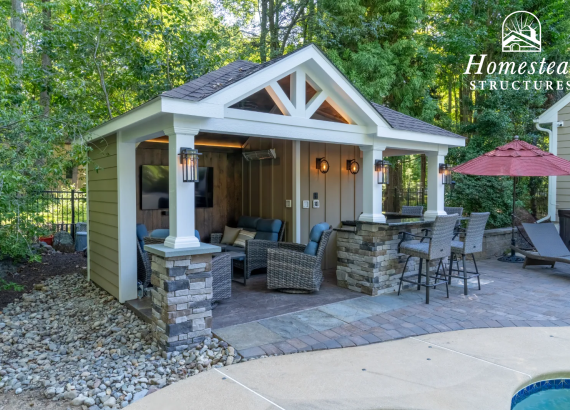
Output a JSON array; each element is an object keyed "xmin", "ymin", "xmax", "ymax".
[
  {"xmin": 162, "ymin": 45, "xmax": 464, "ymax": 139},
  {"xmin": 536, "ymin": 92, "xmax": 570, "ymax": 123}
]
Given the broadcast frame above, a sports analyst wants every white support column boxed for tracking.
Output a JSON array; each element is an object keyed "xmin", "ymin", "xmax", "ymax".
[
  {"xmin": 164, "ymin": 127, "xmax": 201, "ymax": 249},
  {"xmin": 116, "ymin": 133, "xmax": 138, "ymax": 302},
  {"xmin": 292, "ymin": 140, "xmax": 301, "ymax": 242},
  {"xmin": 550, "ymin": 123, "xmax": 558, "ymax": 222},
  {"xmin": 424, "ymin": 147, "xmax": 448, "ymax": 220},
  {"xmin": 359, "ymin": 145, "xmax": 386, "ymax": 223}
]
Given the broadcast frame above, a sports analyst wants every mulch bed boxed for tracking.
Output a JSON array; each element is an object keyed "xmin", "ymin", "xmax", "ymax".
[{"xmin": 0, "ymin": 253, "xmax": 87, "ymax": 309}]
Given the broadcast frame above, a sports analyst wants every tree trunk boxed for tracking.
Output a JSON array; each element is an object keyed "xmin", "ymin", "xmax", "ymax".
[
  {"xmin": 10, "ymin": 0, "xmax": 25, "ymax": 74},
  {"xmin": 94, "ymin": 28, "xmax": 113, "ymax": 120},
  {"xmin": 259, "ymin": 0, "xmax": 268, "ymax": 62},
  {"xmin": 268, "ymin": 0, "xmax": 280, "ymax": 58},
  {"xmin": 385, "ymin": 160, "xmax": 403, "ymax": 212},
  {"xmin": 40, "ymin": 0, "xmax": 52, "ymax": 115}
]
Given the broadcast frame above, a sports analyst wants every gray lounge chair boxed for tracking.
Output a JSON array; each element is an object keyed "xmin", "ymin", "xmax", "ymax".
[{"xmin": 512, "ymin": 223, "xmax": 570, "ymax": 268}]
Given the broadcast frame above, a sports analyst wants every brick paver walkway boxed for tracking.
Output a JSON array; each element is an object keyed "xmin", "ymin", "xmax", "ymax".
[{"xmin": 214, "ymin": 259, "xmax": 570, "ymax": 359}]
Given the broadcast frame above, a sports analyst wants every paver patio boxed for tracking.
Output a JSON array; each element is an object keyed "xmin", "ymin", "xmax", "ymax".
[{"xmin": 213, "ymin": 259, "xmax": 570, "ymax": 359}]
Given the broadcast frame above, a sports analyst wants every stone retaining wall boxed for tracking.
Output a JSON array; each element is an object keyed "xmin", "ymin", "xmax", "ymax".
[
  {"xmin": 477, "ymin": 227, "xmax": 513, "ymax": 259},
  {"xmin": 150, "ymin": 253, "xmax": 214, "ymax": 354}
]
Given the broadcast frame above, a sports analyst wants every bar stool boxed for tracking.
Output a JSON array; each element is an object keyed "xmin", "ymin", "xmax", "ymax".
[
  {"xmin": 397, "ymin": 214, "xmax": 458, "ymax": 304},
  {"xmin": 444, "ymin": 206, "xmax": 464, "ymax": 235},
  {"xmin": 402, "ymin": 206, "xmax": 424, "ymax": 216},
  {"xmin": 446, "ymin": 212, "xmax": 490, "ymax": 295}
]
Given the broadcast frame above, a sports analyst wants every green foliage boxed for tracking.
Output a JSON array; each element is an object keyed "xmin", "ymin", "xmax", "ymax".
[{"xmin": 0, "ymin": 278, "xmax": 25, "ymax": 292}]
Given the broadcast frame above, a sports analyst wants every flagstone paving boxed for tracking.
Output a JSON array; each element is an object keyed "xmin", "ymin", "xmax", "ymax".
[{"xmin": 213, "ymin": 259, "xmax": 570, "ymax": 359}]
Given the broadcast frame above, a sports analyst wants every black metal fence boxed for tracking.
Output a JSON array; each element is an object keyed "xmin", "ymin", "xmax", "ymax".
[
  {"xmin": 0, "ymin": 190, "xmax": 87, "ymax": 238},
  {"xmin": 383, "ymin": 188, "xmax": 427, "ymax": 209},
  {"xmin": 383, "ymin": 187, "xmax": 548, "ymax": 219}
]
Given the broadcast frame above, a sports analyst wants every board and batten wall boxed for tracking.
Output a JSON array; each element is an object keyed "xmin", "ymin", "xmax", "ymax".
[
  {"xmin": 299, "ymin": 142, "xmax": 363, "ymax": 271},
  {"xmin": 135, "ymin": 141, "xmax": 243, "ymax": 242},
  {"xmin": 87, "ymin": 135, "xmax": 120, "ymax": 299},
  {"xmin": 242, "ymin": 137, "xmax": 294, "ymax": 242},
  {"xmin": 243, "ymin": 139, "xmax": 363, "ymax": 269},
  {"xmin": 558, "ymin": 104, "xmax": 570, "ymax": 210}
]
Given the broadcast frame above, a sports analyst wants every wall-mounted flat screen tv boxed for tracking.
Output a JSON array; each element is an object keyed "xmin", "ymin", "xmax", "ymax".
[{"xmin": 140, "ymin": 165, "xmax": 213, "ymax": 210}]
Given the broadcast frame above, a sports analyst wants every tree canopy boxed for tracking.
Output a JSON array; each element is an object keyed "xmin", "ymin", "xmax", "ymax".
[{"xmin": 2, "ymin": 0, "xmax": 570, "ymax": 259}]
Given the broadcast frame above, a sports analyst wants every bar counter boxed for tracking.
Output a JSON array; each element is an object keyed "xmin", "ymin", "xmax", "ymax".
[{"xmin": 335, "ymin": 218, "xmax": 436, "ymax": 296}]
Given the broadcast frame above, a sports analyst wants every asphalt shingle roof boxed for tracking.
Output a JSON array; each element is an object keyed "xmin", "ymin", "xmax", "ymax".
[
  {"xmin": 370, "ymin": 103, "xmax": 463, "ymax": 139},
  {"xmin": 162, "ymin": 47, "xmax": 464, "ymax": 139}
]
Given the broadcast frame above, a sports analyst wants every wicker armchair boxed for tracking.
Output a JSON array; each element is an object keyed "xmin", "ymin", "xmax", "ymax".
[
  {"xmin": 136, "ymin": 240, "xmax": 152, "ymax": 289},
  {"xmin": 266, "ymin": 228, "xmax": 333, "ymax": 293}
]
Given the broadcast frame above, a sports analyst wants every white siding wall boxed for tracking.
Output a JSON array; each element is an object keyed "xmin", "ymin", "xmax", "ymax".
[{"xmin": 558, "ymin": 105, "xmax": 570, "ymax": 211}]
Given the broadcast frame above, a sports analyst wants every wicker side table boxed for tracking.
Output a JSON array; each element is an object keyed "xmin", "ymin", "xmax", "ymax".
[
  {"xmin": 225, "ymin": 251, "xmax": 247, "ymax": 285},
  {"xmin": 212, "ymin": 253, "xmax": 232, "ymax": 302}
]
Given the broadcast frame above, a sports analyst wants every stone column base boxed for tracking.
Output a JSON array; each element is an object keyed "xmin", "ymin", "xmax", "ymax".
[{"xmin": 149, "ymin": 253, "xmax": 214, "ymax": 353}]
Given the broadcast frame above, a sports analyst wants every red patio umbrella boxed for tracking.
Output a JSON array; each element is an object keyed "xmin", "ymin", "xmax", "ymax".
[{"xmin": 452, "ymin": 136, "xmax": 570, "ymax": 262}]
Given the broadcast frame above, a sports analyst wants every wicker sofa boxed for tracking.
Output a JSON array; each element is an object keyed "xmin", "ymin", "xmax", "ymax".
[
  {"xmin": 267, "ymin": 223, "xmax": 332, "ymax": 293},
  {"xmin": 211, "ymin": 216, "xmax": 285, "ymax": 279}
]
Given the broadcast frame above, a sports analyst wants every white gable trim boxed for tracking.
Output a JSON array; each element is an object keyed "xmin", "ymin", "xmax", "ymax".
[{"xmin": 201, "ymin": 45, "xmax": 388, "ymax": 129}]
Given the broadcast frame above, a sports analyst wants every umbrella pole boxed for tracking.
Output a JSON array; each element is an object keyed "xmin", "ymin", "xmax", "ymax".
[
  {"xmin": 511, "ymin": 176, "xmax": 516, "ymax": 257},
  {"xmin": 499, "ymin": 176, "xmax": 524, "ymax": 262}
]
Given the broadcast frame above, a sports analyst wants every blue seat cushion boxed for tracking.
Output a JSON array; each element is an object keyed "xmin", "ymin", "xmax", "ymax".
[
  {"xmin": 257, "ymin": 219, "xmax": 282, "ymax": 233},
  {"xmin": 149, "ymin": 229, "xmax": 200, "ymax": 241},
  {"xmin": 136, "ymin": 224, "xmax": 148, "ymax": 252},
  {"xmin": 304, "ymin": 223, "xmax": 330, "ymax": 255},
  {"xmin": 255, "ymin": 231, "xmax": 278, "ymax": 241},
  {"xmin": 237, "ymin": 216, "xmax": 260, "ymax": 231},
  {"xmin": 304, "ymin": 241, "xmax": 318, "ymax": 256},
  {"xmin": 150, "ymin": 229, "xmax": 169, "ymax": 239},
  {"xmin": 254, "ymin": 219, "xmax": 282, "ymax": 241}
]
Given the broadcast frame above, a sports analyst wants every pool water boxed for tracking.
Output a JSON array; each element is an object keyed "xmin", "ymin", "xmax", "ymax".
[{"xmin": 513, "ymin": 388, "xmax": 570, "ymax": 410}]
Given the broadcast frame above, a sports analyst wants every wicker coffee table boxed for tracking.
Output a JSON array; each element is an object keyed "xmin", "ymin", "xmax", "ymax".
[{"xmin": 224, "ymin": 251, "xmax": 246, "ymax": 285}]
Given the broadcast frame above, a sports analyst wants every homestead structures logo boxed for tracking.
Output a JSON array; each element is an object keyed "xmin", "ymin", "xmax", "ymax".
[
  {"xmin": 464, "ymin": 11, "xmax": 570, "ymax": 90},
  {"xmin": 502, "ymin": 11, "xmax": 541, "ymax": 53}
]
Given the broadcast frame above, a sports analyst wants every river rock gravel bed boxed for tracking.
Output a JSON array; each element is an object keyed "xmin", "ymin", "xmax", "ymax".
[{"xmin": 0, "ymin": 273, "xmax": 240, "ymax": 409}]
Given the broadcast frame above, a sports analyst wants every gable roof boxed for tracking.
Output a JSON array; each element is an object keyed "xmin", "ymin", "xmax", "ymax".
[{"xmin": 162, "ymin": 45, "xmax": 464, "ymax": 139}]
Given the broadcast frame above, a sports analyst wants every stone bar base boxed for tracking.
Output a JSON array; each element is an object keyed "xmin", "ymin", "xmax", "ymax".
[
  {"xmin": 145, "ymin": 243, "xmax": 220, "ymax": 353},
  {"xmin": 336, "ymin": 221, "xmax": 435, "ymax": 296}
]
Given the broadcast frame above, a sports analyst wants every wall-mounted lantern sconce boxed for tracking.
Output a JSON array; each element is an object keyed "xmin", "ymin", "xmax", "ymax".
[
  {"xmin": 375, "ymin": 159, "xmax": 390, "ymax": 185},
  {"xmin": 439, "ymin": 163, "xmax": 452, "ymax": 185},
  {"xmin": 179, "ymin": 147, "xmax": 202, "ymax": 182},
  {"xmin": 316, "ymin": 157, "xmax": 329, "ymax": 174},
  {"xmin": 346, "ymin": 159, "xmax": 360, "ymax": 175}
]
